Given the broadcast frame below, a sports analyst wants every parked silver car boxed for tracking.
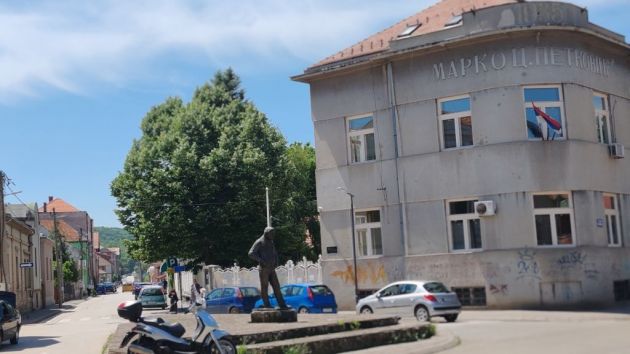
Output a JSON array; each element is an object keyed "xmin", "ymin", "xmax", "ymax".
[{"xmin": 356, "ymin": 280, "xmax": 461, "ymax": 322}]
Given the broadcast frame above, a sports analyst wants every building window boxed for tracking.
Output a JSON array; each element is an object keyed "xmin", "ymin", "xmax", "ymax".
[
  {"xmin": 593, "ymin": 93, "xmax": 611, "ymax": 144},
  {"xmin": 524, "ymin": 86, "xmax": 565, "ymax": 140},
  {"xmin": 614, "ymin": 280, "xmax": 630, "ymax": 301},
  {"xmin": 604, "ymin": 194, "xmax": 621, "ymax": 246},
  {"xmin": 447, "ymin": 200, "xmax": 481, "ymax": 251},
  {"xmin": 355, "ymin": 210, "xmax": 382, "ymax": 256},
  {"xmin": 533, "ymin": 193, "xmax": 574, "ymax": 246},
  {"xmin": 347, "ymin": 115, "xmax": 376, "ymax": 163},
  {"xmin": 452, "ymin": 287, "xmax": 486, "ymax": 306},
  {"xmin": 439, "ymin": 96, "xmax": 472, "ymax": 149}
]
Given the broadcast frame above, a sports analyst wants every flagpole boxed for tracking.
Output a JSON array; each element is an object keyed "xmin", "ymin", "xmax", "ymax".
[{"xmin": 266, "ymin": 187, "xmax": 271, "ymax": 227}]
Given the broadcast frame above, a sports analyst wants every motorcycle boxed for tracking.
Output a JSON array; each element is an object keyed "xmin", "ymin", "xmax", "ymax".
[{"xmin": 117, "ymin": 300, "xmax": 236, "ymax": 354}]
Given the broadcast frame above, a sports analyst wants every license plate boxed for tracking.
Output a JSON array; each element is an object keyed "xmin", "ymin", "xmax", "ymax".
[{"xmin": 322, "ymin": 308, "xmax": 333, "ymax": 313}]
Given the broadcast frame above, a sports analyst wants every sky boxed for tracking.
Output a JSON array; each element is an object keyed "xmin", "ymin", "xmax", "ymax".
[{"xmin": 1, "ymin": 0, "xmax": 628, "ymax": 227}]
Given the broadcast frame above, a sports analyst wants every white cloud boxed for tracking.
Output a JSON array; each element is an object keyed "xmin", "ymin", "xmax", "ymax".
[
  {"xmin": 0, "ymin": 0, "xmax": 623, "ymax": 103},
  {"xmin": 0, "ymin": 0, "xmax": 429, "ymax": 102}
]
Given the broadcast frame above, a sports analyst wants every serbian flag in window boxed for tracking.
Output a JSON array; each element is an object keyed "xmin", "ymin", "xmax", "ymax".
[{"xmin": 532, "ymin": 102, "xmax": 562, "ymax": 140}]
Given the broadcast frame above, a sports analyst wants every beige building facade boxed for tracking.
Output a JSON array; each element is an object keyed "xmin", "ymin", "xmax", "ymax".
[
  {"xmin": 295, "ymin": 0, "xmax": 630, "ymax": 309},
  {"xmin": 2, "ymin": 216, "xmax": 34, "ymax": 312}
]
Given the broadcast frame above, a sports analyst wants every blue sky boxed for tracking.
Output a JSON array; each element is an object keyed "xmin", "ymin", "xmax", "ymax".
[{"xmin": 1, "ymin": 0, "xmax": 628, "ymax": 227}]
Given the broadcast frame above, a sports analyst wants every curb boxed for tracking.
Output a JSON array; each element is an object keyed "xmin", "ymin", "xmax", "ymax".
[{"xmin": 341, "ymin": 329, "xmax": 460, "ymax": 354}]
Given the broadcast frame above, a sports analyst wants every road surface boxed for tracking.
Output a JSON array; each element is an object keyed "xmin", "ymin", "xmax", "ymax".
[{"xmin": 8, "ymin": 290, "xmax": 141, "ymax": 354}]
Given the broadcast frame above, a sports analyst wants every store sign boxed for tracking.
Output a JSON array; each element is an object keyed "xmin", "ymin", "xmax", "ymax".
[{"xmin": 432, "ymin": 46, "xmax": 614, "ymax": 81}]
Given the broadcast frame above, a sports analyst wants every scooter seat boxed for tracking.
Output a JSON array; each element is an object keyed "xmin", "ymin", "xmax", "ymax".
[
  {"xmin": 143, "ymin": 317, "xmax": 165, "ymax": 326},
  {"xmin": 158, "ymin": 322, "xmax": 186, "ymax": 338}
]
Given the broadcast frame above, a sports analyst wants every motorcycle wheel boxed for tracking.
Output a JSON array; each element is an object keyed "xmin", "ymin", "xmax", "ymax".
[
  {"xmin": 209, "ymin": 339, "xmax": 237, "ymax": 354},
  {"xmin": 128, "ymin": 337, "xmax": 159, "ymax": 354}
]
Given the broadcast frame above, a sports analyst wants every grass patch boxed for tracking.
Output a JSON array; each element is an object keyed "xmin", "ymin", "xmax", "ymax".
[{"xmin": 101, "ymin": 334, "xmax": 113, "ymax": 354}]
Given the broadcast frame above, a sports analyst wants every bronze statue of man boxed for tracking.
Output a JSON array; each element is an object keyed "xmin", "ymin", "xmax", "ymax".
[{"xmin": 248, "ymin": 227, "xmax": 287, "ymax": 309}]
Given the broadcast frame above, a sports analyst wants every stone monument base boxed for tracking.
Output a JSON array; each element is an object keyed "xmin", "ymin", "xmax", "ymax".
[{"xmin": 250, "ymin": 308, "xmax": 297, "ymax": 323}]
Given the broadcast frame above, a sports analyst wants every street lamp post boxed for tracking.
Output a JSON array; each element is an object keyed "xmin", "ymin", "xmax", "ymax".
[{"xmin": 337, "ymin": 187, "xmax": 359, "ymax": 304}]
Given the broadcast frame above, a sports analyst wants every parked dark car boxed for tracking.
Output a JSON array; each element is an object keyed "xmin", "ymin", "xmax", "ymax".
[
  {"xmin": 0, "ymin": 300, "xmax": 21, "ymax": 345},
  {"xmin": 254, "ymin": 284, "xmax": 337, "ymax": 313},
  {"xmin": 96, "ymin": 284, "xmax": 107, "ymax": 295},
  {"xmin": 133, "ymin": 282, "xmax": 153, "ymax": 300},
  {"xmin": 205, "ymin": 287, "xmax": 261, "ymax": 314},
  {"xmin": 103, "ymin": 282, "xmax": 116, "ymax": 293}
]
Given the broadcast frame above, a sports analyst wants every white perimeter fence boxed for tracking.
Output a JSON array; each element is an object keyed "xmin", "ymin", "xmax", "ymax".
[{"xmin": 176, "ymin": 256, "xmax": 322, "ymax": 299}]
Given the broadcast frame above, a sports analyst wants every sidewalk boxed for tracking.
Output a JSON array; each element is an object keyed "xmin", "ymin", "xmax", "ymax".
[{"xmin": 21, "ymin": 298, "xmax": 89, "ymax": 325}]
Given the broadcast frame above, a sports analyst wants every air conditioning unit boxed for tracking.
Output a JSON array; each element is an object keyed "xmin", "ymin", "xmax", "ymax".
[
  {"xmin": 474, "ymin": 201, "xmax": 496, "ymax": 217},
  {"xmin": 609, "ymin": 143, "xmax": 625, "ymax": 159}
]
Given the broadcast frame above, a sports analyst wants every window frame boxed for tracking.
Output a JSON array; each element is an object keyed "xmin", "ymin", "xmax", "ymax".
[
  {"xmin": 346, "ymin": 114, "xmax": 377, "ymax": 164},
  {"xmin": 354, "ymin": 208, "xmax": 383, "ymax": 257},
  {"xmin": 446, "ymin": 198, "xmax": 482, "ymax": 252},
  {"xmin": 532, "ymin": 191, "xmax": 576, "ymax": 247},
  {"xmin": 603, "ymin": 193, "xmax": 622, "ymax": 247},
  {"xmin": 438, "ymin": 95, "xmax": 473, "ymax": 150},
  {"xmin": 523, "ymin": 85, "xmax": 566, "ymax": 141},
  {"xmin": 593, "ymin": 92, "xmax": 612, "ymax": 145}
]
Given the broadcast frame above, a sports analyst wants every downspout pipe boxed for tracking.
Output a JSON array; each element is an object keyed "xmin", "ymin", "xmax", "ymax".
[{"xmin": 385, "ymin": 62, "xmax": 409, "ymax": 264}]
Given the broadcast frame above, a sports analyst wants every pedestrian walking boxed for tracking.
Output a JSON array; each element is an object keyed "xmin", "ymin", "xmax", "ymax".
[
  {"xmin": 168, "ymin": 289, "xmax": 179, "ymax": 313},
  {"xmin": 199, "ymin": 287, "xmax": 207, "ymax": 309},
  {"xmin": 188, "ymin": 279, "xmax": 202, "ymax": 311}
]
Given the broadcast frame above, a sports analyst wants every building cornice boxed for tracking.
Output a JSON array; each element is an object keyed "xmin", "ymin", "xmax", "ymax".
[{"xmin": 293, "ymin": 2, "xmax": 629, "ymax": 83}]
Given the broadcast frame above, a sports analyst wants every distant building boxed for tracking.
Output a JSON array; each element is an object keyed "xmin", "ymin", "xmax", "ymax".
[
  {"xmin": 2, "ymin": 215, "xmax": 34, "ymax": 312},
  {"xmin": 97, "ymin": 253, "xmax": 113, "ymax": 282},
  {"xmin": 294, "ymin": 0, "xmax": 630, "ymax": 309},
  {"xmin": 5, "ymin": 203, "xmax": 47, "ymax": 310},
  {"xmin": 40, "ymin": 196, "xmax": 98, "ymax": 297}
]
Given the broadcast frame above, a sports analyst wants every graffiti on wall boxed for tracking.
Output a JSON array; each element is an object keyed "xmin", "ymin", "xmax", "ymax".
[
  {"xmin": 489, "ymin": 284, "xmax": 509, "ymax": 295},
  {"xmin": 516, "ymin": 248, "xmax": 540, "ymax": 280},
  {"xmin": 556, "ymin": 251, "xmax": 586, "ymax": 270},
  {"xmin": 331, "ymin": 262, "xmax": 387, "ymax": 286}
]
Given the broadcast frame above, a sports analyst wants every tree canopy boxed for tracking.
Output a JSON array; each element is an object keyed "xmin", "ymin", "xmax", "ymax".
[{"xmin": 112, "ymin": 69, "xmax": 317, "ymax": 268}]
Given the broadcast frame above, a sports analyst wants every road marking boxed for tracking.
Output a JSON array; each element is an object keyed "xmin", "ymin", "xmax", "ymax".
[
  {"xmin": 80, "ymin": 317, "xmax": 91, "ymax": 321},
  {"xmin": 59, "ymin": 318, "xmax": 71, "ymax": 323},
  {"xmin": 100, "ymin": 316, "xmax": 111, "ymax": 320}
]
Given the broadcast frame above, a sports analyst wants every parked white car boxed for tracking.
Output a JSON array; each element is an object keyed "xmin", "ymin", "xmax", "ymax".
[{"xmin": 356, "ymin": 280, "xmax": 461, "ymax": 322}]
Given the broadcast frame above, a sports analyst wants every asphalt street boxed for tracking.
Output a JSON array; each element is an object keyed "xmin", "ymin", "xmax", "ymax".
[
  {"xmin": 5, "ymin": 290, "xmax": 139, "ymax": 354},
  {"xmin": 7, "ymin": 290, "xmax": 630, "ymax": 354}
]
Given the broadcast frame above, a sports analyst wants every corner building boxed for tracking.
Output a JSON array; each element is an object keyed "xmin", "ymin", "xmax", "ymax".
[{"xmin": 293, "ymin": 0, "xmax": 630, "ymax": 309}]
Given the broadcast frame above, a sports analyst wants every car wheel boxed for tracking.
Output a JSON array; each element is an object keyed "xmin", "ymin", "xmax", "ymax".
[
  {"xmin": 161, "ymin": 305, "xmax": 167, "ymax": 310},
  {"xmin": 414, "ymin": 306, "xmax": 430, "ymax": 322},
  {"xmin": 298, "ymin": 307, "xmax": 309, "ymax": 314},
  {"xmin": 444, "ymin": 314, "xmax": 458, "ymax": 323},
  {"xmin": 229, "ymin": 307, "xmax": 240, "ymax": 314},
  {"xmin": 10, "ymin": 327, "xmax": 19, "ymax": 345},
  {"xmin": 360, "ymin": 306, "xmax": 373, "ymax": 314}
]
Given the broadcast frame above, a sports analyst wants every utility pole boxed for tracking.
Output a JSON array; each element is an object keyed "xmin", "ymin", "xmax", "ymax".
[
  {"xmin": 79, "ymin": 227, "xmax": 84, "ymax": 297},
  {"xmin": 0, "ymin": 171, "xmax": 6, "ymax": 288},
  {"xmin": 53, "ymin": 208, "xmax": 64, "ymax": 308},
  {"xmin": 266, "ymin": 187, "xmax": 271, "ymax": 227}
]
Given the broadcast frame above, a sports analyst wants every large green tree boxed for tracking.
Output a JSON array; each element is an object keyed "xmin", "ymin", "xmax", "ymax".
[{"xmin": 112, "ymin": 69, "xmax": 317, "ymax": 267}]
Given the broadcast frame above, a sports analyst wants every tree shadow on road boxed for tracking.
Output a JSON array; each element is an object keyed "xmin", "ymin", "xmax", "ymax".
[{"xmin": 1, "ymin": 336, "xmax": 60, "ymax": 351}]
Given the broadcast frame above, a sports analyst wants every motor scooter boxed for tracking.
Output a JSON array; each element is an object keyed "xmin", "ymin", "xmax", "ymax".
[{"xmin": 117, "ymin": 300, "xmax": 236, "ymax": 354}]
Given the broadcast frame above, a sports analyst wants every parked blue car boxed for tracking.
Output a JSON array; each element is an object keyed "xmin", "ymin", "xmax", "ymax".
[
  {"xmin": 205, "ymin": 287, "xmax": 261, "ymax": 314},
  {"xmin": 254, "ymin": 284, "xmax": 337, "ymax": 314}
]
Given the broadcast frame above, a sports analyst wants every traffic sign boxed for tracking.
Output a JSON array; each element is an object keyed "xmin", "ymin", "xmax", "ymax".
[
  {"xmin": 174, "ymin": 265, "xmax": 186, "ymax": 273},
  {"xmin": 167, "ymin": 257, "xmax": 179, "ymax": 267},
  {"xmin": 20, "ymin": 262, "xmax": 34, "ymax": 268}
]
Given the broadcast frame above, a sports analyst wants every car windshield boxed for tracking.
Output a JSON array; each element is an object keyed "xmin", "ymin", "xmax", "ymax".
[
  {"xmin": 142, "ymin": 288, "xmax": 163, "ymax": 296},
  {"xmin": 310, "ymin": 285, "xmax": 332, "ymax": 295},
  {"xmin": 423, "ymin": 282, "xmax": 450, "ymax": 293}
]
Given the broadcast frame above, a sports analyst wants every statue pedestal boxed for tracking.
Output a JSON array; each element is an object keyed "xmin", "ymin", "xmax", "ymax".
[{"xmin": 250, "ymin": 308, "xmax": 297, "ymax": 323}]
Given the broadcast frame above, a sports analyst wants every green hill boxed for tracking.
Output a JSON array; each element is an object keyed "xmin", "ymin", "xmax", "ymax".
[{"xmin": 95, "ymin": 226, "xmax": 137, "ymax": 276}]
